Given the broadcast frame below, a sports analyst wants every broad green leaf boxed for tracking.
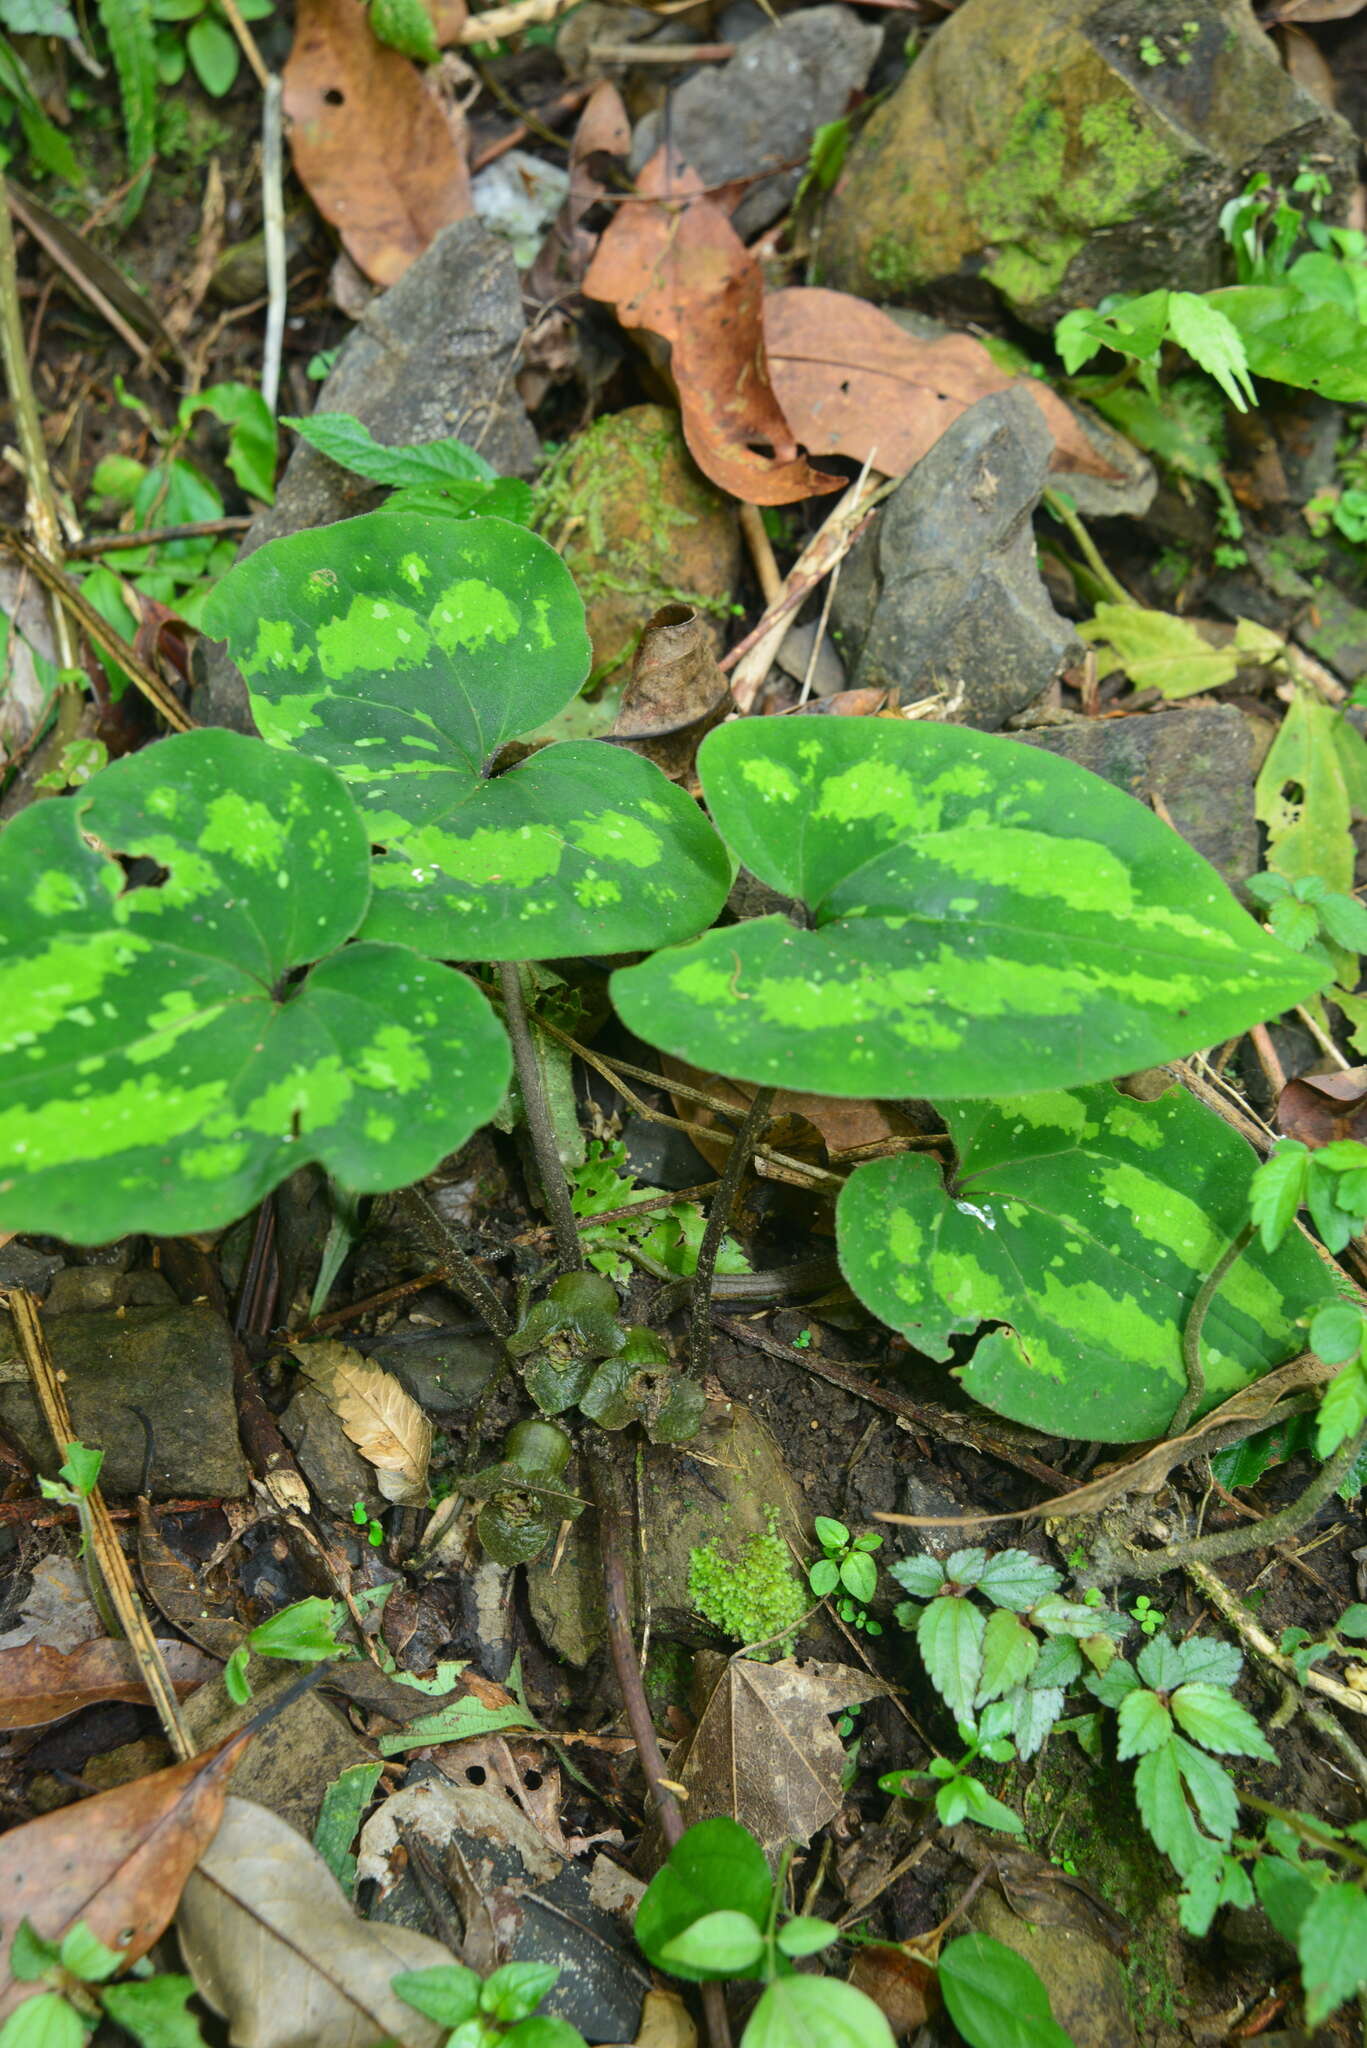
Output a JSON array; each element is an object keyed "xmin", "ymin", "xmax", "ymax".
[
  {"xmin": 0, "ymin": 730, "xmax": 510, "ymax": 1240},
  {"xmin": 282, "ymin": 415, "xmax": 533, "ymax": 522},
  {"xmin": 1116, "ymin": 1689, "xmax": 1172, "ymax": 1759},
  {"xmin": 744, "ymin": 1976, "xmax": 894, "ymax": 2048},
  {"xmin": 1208, "ymin": 284, "xmax": 1367, "ymax": 403},
  {"xmin": 99, "ymin": 1976, "xmax": 209, "ymax": 2048},
  {"xmin": 186, "ymin": 11, "xmax": 236, "ymax": 92},
  {"xmin": 480, "ymin": 1963, "xmax": 560, "ymax": 2023},
  {"xmin": 938, "ymin": 1932, "xmax": 1071, "ymax": 2048},
  {"xmin": 186, "ymin": 384, "xmax": 277, "ymax": 502},
  {"xmin": 972, "ymin": 1549, "xmax": 1060, "ymax": 1612},
  {"xmin": 837, "ymin": 1083, "xmax": 1336, "ymax": 1442},
  {"xmin": 634, "ymin": 1819, "xmax": 772, "ymax": 1979},
  {"xmin": 814, "ymin": 1515, "xmax": 850, "ymax": 1549},
  {"xmin": 1255, "ymin": 689, "xmax": 1355, "ymax": 890},
  {"xmin": 201, "ymin": 511, "xmax": 592, "ymax": 825},
  {"xmin": 809, "ymin": 1558, "xmax": 840, "ymax": 1598},
  {"xmin": 247, "ymin": 1596, "xmax": 341, "ymax": 1664},
  {"xmin": 1249, "ymin": 1141, "xmax": 1309, "ymax": 1252},
  {"xmin": 977, "ymin": 1609, "xmax": 1038, "ymax": 1704},
  {"xmin": 917, "ymin": 1595, "xmax": 984, "ymax": 1727},
  {"xmin": 358, "ymin": 740, "xmax": 731, "ymax": 962},
  {"xmin": 1254, "ymin": 1855, "xmax": 1320, "ymax": 1944},
  {"xmin": 611, "ymin": 719, "xmax": 1323, "ymax": 1101},
  {"xmin": 392, "ymin": 1965, "xmax": 482, "ymax": 2027},
  {"xmin": 1133, "ymin": 1742, "xmax": 1210, "ymax": 1880},
  {"xmin": 839, "ymin": 1551, "xmax": 878, "ymax": 1604},
  {"xmin": 1310, "ymin": 1302, "xmax": 1362, "ymax": 1365},
  {"xmin": 1080, "ymin": 603, "xmax": 1238, "ymax": 700},
  {"xmin": 1297, "ymin": 1882, "xmax": 1367, "ymax": 2027},
  {"xmin": 0, "ymin": 1994, "xmax": 88, "ymax": 2048},
  {"xmin": 658, "ymin": 1911, "xmax": 765, "ymax": 1976},
  {"xmin": 960, "ymin": 1777, "xmax": 1024, "ymax": 1833}
]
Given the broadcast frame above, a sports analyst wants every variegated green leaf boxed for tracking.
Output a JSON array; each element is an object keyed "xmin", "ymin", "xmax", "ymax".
[
  {"xmin": 0, "ymin": 730, "xmax": 510, "ymax": 1240},
  {"xmin": 836, "ymin": 1081, "xmax": 1338, "ymax": 1441},
  {"xmin": 201, "ymin": 511, "xmax": 592, "ymax": 829},
  {"xmin": 359, "ymin": 740, "xmax": 730, "ymax": 960},
  {"xmin": 611, "ymin": 719, "xmax": 1324, "ymax": 1100}
]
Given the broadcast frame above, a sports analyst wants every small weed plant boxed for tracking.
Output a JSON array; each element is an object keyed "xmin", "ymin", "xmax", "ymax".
[{"xmin": 808, "ymin": 1516, "xmax": 883, "ymax": 1633}]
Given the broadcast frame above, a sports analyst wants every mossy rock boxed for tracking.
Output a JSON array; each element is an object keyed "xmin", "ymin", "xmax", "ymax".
[
  {"xmin": 535, "ymin": 405, "xmax": 740, "ymax": 724},
  {"xmin": 526, "ymin": 1396, "xmax": 807, "ymax": 1665},
  {"xmin": 817, "ymin": 0, "xmax": 1355, "ymax": 329}
]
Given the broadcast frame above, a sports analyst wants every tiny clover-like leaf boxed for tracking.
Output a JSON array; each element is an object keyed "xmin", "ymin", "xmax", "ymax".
[
  {"xmin": 1117, "ymin": 1688, "xmax": 1173, "ymax": 1759},
  {"xmin": 201, "ymin": 510, "xmax": 729, "ymax": 962},
  {"xmin": 0, "ymin": 730, "xmax": 510, "ymax": 1239},
  {"xmin": 971, "ymin": 1549, "xmax": 1060, "ymax": 1612},
  {"xmin": 836, "ymin": 1083, "xmax": 1337, "ymax": 1442},
  {"xmin": 1170, "ymin": 1683, "xmax": 1277, "ymax": 1760},
  {"xmin": 609, "ymin": 718, "xmax": 1323, "ymax": 1100}
]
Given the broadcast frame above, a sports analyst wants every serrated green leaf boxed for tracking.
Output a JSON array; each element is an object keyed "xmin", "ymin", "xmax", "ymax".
[
  {"xmin": 1297, "ymin": 1882, "xmax": 1367, "ymax": 2027},
  {"xmin": 889, "ymin": 1553, "xmax": 946, "ymax": 1599},
  {"xmin": 610, "ymin": 719, "xmax": 1322, "ymax": 1102},
  {"xmin": 971, "ymin": 1549, "xmax": 1061, "ymax": 1611},
  {"xmin": 0, "ymin": 1993, "xmax": 88, "ymax": 2048},
  {"xmin": 1010, "ymin": 1685, "xmax": 1066, "ymax": 1761},
  {"xmin": 1249, "ymin": 1141, "xmax": 1310, "ymax": 1252},
  {"xmin": 1133, "ymin": 1742, "xmax": 1209, "ymax": 1879},
  {"xmin": 0, "ymin": 730, "xmax": 510, "ymax": 1239},
  {"xmin": 369, "ymin": 0, "xmax": 438, "ymax": 61},
  {"xmin": 837, "ymin": 1084, "xmax": 1336, "ymax": 1442},
  {"xmin": 1166, "ymin": 292, "xmax": 1257, "ymax": 410},
  {"xmin": 1117, "ymin": 1689, "xmax": 1172, "ymax": 1759},
  {"xmin": 1268, "ymin": 895, "xmax": 1321, "ymax": 950},
  {"xmin": 1171, "ymin": 1735, "xmax": 1239, "ymax": 1844},
  {"xmin": 281, "ymin": 414, "xmax": 534, "ymax": 522},
  {"xmin": 1079, "ymin": 602, "xmax": 1238, "ymax": 700},
  {"xmin": 1169, "ymin": 1637, "xmax": 1242, "ymax": 1689},
  {"xmin": 99, "ymin": 1976, "xmax": 209, "ymax": 2048},
  {"xmin": 977, "ymin": 1609, "xmax": 1038, "ymax": 1705},
  {"xmin": 1317, "ymin": 891, "xmax": 1367, "ymax": 951},
  {"xmin": 938, "ymin": 1932, "xmax": 1071, "ymax": 2048},
  {"xmin": 1208, "ymin": 283, "xmax": 1367, "ymax": 404},
  {"xmin": 917, "ymin": 1595, "xmax": 985, "ymax": 1727}
]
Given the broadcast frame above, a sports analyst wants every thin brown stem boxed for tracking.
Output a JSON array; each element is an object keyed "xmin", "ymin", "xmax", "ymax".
[
  {"xmin": 592, "ymin": 1456, "xmax": 682, "ymax": 1845},
  {"xmin": 688, "ymin": 1087, "xmax": 774, "ymax": 1377},
  {"xmin": 1125, "ymin": 1417, "xmax": 1367, "ymax": 1574},
  {"xmin": 498, "ymin": 962, "xmax": 583, "ymax": 1272}
]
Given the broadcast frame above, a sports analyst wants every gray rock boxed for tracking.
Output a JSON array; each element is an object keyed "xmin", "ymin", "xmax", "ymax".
[
  {"xmin": 365, "ymin": 1332, "xmax": 502, "ymax": 1419},
  {"xmin": 193, "ymin": 219, "xmax": 541, "ymax": 731},
  {"xmin": 0, "ymin": 1245, "xmax": 63, "ymax": 1295},
  {"xmin": 279, "ymin": 1380, "xmax": 383, "ymax": 1519},
  {"xmin": 631, "ymin": 7, "xmax": 881, "ymax": 240},
  {"xmin": 968, "ymin": 1889, "xmax": 1138, "ymax": 2048},
  {"xmin": 43, "ymin": 1267, "xmax": 175, "ymax": 1316},
  {"xmin": 818, "ymin": 0, "xmax": 1356, "ymax": 329},
  {"xmin": 1013, "ymin": 705, "xmax": 1258, "ymax": 895},
  {"xmin": 832, "ymin": 388, "xmax": 1080, "ymax": 729},
  {"xmin": 0, "ymin": 1305, "xmax": 249, "ymax": 1499}
]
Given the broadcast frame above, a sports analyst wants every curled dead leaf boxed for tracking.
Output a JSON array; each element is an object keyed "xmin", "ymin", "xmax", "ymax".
[
  {"xmin": 1278, "ymin": 1064, "xmax": 1367, "ymax": 1147},
  {"xmin": 0, "ymin": 1636, "xmax": 220, "ymax": 1731},
  {"xmin": 284, "ymin": 0, "xmax": 472, "ymax": 286},
  {"xmin": 291, "ymin": 1340, "xmax": 431, "ymax": 1505},
  {"xmin": 612, "ymin": 603, "xmax": 730, "ymax": 778},
  {"xmin": 583, "ymin": 149, "xmax": 843, "ymax": 506}
]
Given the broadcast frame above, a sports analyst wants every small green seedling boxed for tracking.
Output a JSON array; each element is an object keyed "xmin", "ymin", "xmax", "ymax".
[
  {"xmin": 880, "ymin": 1705, "xmax": 1023, "ymax": 1835},
  {"xmin": 1250, "ymin": 1144, "xmax": 1367, "ymax": 1456},
  {"xmin": 0, "ymin": 1917, "xmax": 206, "ymax": 2048},
  {"xmin": 1245, "ymin": 870, "xmax": 1367, "ymax": 959},
  {"xmin": 1130, "ymin": 1596, "xmax": 1165, "ymax": 1637},
  {"xmin": 351, "ymin": 1501, "xmax": 384, "ymax": 1548},
  {"xmin": 634, "ymin": 1817, "xmax": 894, "ymax": 2048},
  {"xmin": 151, "ymin": 0, "xmax": 272, "ymax": 96},
  {"xmin": 224, "ymin": 1596, "xmax": 347, "ymax": 1705},
  {"xmin": 808, "ymin": 1517, "xmax": 884, "ymax": 1634},
  {"xmin": 392, "ymin": 1959, "xmax": 585, "ymax": 2047}
]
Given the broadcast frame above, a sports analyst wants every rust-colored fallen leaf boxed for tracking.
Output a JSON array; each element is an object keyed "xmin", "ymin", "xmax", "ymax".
[
  {"xmin": 849, "ymin": 1948, "xmax": 936, "ymax": 2037},
  {"xmin": 765, "ymin": 287, "xmax": 1121, "ymax": 481},
  {"xmin": 660, "ymin": 1053, "xmax": 924, "ymax": 1173},
  {"xmin": 0, "ymin": 1736, "xmax": 246, "ymax": 2017},
  {"xmin": 0, "ymin": 1636, "xmax": 220, "ymax": 1732},
  {"xmin": 613, "ymin": 603, "xmax": 729, "ymax": 779},
  {"xmin": 1279, "ymin": 1065, "xmax": 1367, "ymax": 1147},
  {"xmin": 283, "ymin": 0, "xmax": 472, "ymax": 286},
  {"xmin": 292, "ymin": 1340, "xmax": 431, "ymax": 1504},
  {"xmin": 583, "ymin": 149, "xmax": 843, "ymax": 506}
]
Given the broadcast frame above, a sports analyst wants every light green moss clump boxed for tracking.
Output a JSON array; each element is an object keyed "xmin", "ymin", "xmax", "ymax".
[{"xmin": 688, "ymin": 1513, "xmax": 806, "ymax": 1660}]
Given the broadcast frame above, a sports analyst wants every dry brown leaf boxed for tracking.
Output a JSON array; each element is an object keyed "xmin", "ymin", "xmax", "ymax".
[
  {"xmin": 1278, "ymin": 1064, "xmax": 1367, "ymax": 1147},
  {"xmin": 583, "ymin": 149, "xmax": 843, "ymax": 506},
  {"xmin": 1277, "ymin": 21, "xmax": 1340, "ymax": 105},
  {"xmin": 0, "ymin": 1737, "xmax": 246, "ymax": 2016},
  {"xmin": 765, "ymin": 287, "xmax": 1121, "ymax": 482},
  {"xmin": 283, "ymin": 0, "xmax": 472, "ymax": 287},
  {"xmin": 178, "ymin": 1795, "xmax": 451, "ymax": 2048},
  {"xmin": 669, "ymin": 1655, "xmax": 890, "ymax": 1859},
  {"xmin": 660, "ymin": 1052, "xmax": 924, "ymax": 1173},
  {"xmin": 0, "ymin": 1637, "xmax": 220, "ymax": 1731},
  {"xmin": 292, "ymin": 1340, "xmax": 431, "ymax": 1504},
  {"xmin": 530, "ymin": 78, "xmax": 630, "ymax": 296},
  {"xmin": 137, "ymin": 1501, "xmax": 247, "ymax": 1659},
  {"xmin": 612, "ymin": 603, "xmax": 730, "ymax": 779},
  {"xmin": 1265, "ymin": 0, "xmax": 1367, "ymax": 19}
]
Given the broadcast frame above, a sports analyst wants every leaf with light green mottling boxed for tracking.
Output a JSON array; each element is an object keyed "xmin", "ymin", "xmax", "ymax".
[
  {"xmin": 836, "ymin": 1081, "xmax": 1338, "ymax": 1442},
  {"xmin": 0, "ymin": 730, "xmax": 510, "ymax": 1241},
  {"xmin": 359, "ymin": 739, "xmax": 730, "ymax": 961},
  {"xmin": 612, "ymin": 718, "xmax": 1324, "ymax": 1102},
  {"xmin": 201, "ymin": 511, "xmax": 592, "ymax": 829},
  {"xmin": 1255, "ymin": 690, "xmax": 1356, "ymax": 891}
]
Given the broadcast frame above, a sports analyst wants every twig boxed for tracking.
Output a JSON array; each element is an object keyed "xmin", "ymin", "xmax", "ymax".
[
  {"xmin": 739, "ymin": 503, "xmax": 782, "ymax": 605},
  {"xmin": 260, "ymin": 75, "xmax": 287, "ymax": 418},
  {"xmin": 457, "ymin": 0, "xmax": 578, "ymax": 43},
  {"xmin": 591, "ymin": 1454, "xmax": 682, "ymax": 1843},
  {"xmin": 688, "ymin": 1088, "xmax": 773, "ymax": 1377},
  {"xmin": 3, "ymin": 1287, "xmax": 195, "ymax": 1760},
  {"xmin": 1042, "ymin": 489, "xmax": 1133, "ymax": 606},
  {"xmin": 498, "ymin": 962, "xmax": 583, "ymax": 1271},
  {"xmin": 586, "ymin": 39, "xmax": 735, "ymax": 61},
  {"xmin": 1170, "ymin": 1221, "xmax": 1256, "ymax": 1437},
  {"xmin": 67, "ymin": 517, "xmax": 251, "ymax": 557},
  {"xmin": 217, "ymin": 0, "xmax": 270, "ymax": 90},
  {"xmin": 407, "ymin": 1186, "xmax": 514, "ymax": 1338},
  {"xmin": 0, "ymin": 177, "xmax": 75, "ymax": 669},
  {"xmin": 1296, "ymin": 1004, "xmax": 1352, "ymax": 1071},
  {"xmin": 1182, "ymin": 1556, "xmax": 1367, "ymax": 1726},
  {"xmin": 469, "ymin": 82, "xmax": 593, "ymax": 170}
]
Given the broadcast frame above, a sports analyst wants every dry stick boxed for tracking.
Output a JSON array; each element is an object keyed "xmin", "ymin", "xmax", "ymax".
[
  {"xmin": 0, "ymin": 177, "xmax": 75, "ymax": 669},
  {"xmin": 1170, "ymin": 1221, "xmax": 1256, "ymax": 1437},
  {"xmin": 3, "ymin": 1287, "xmax": 195, "ymax": 1760},
  {"xmin": 688, "ymin": 1087, "xmax": 774, "ymax": 1378},
  {"xmin": 407, "ymin": 1186, "xmax": 514, "ymax": 1339},
  {"xmin": 67, "ymin": 517, "xmax": 251, "ymax": 556},
  {"xmin": 1185, "ymin": 1557, "xmax": 1367, "ymax": 1738},
  {"xmin": 739, "ymin": 502, "xmax": 782, "ymax": 605},
  {"xmin": 498, "ymin": 962, "xmax": 583, "ymax": 1272},
  {"xmin": 586, "ymin": 39, "xmax": 736, "ymax": 61},
  {"xmin": 260, "ymin": 76, "xmax": 287, "ymax": 418}
]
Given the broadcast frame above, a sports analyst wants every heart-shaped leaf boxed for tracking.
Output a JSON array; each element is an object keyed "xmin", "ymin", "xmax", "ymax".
[
  {"xmin": 203, "ymin": 511, "xmax": 729, "ymax": 959},
  {"xmin": 610, "ymin": 719, "xmax": 1324, "ymax": 1098},
  {"xmin": 836, "ymin": 1082, "xmax": 1338, "ymax": 1441},
  {"xmin": 0, "ymin": 729, "xmax": 509, "ymax": 1240}
]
